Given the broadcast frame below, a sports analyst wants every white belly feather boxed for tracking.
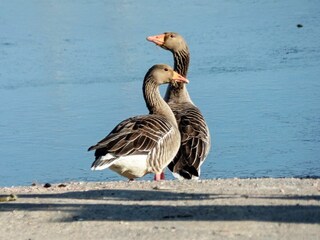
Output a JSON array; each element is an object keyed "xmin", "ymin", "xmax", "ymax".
[{"xmin": 92, "ymin": 153, "xmax": 149, "ymax": 179}]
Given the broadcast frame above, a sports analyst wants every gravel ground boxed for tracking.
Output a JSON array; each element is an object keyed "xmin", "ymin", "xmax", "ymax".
[{"xmin": 0, "ymin": 178, "xmax": 319, "ymax": 240}]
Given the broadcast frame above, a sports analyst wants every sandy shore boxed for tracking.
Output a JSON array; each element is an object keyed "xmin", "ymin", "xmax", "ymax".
[{"xmin": 0, "ymin": 178, "xmax": 319, "ymax": 240}]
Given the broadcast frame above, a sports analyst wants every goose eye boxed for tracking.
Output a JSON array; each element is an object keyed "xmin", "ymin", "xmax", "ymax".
[
  {"xmin": 170, "ymin": 34, "xmax": 175, "ymax": 38},
  {"xmin": 164, "ymin": 68, "xmax": 168, "ymax": 71}
]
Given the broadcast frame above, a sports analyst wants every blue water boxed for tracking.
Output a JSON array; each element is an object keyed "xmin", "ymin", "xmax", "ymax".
[{"xmin": 0, "ymin": 1, "xmax": 319, "ymax": 186}]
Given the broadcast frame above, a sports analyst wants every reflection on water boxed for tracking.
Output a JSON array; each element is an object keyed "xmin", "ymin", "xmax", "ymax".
[{"xmin": 0, "ymin": 0, "xmax": 320, "ymax": 186}]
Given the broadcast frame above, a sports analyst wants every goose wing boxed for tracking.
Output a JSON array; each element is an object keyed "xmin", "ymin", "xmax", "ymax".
[
  {"xmin": 88, "ymin": 115, "xmax": 173, "ymax": 160},
  {"xmin": 168, "ymin": 103, "xmax": 211, "ymax": 179}
]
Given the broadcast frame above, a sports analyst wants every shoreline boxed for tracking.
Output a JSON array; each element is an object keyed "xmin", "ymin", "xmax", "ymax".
[
  {"xmin": 1, "ymin": 178, "xmax": 319, "ymax": 239},
  {"xmin": 1, "ymin": 175, "xmax": 319, "ymax": 189}
]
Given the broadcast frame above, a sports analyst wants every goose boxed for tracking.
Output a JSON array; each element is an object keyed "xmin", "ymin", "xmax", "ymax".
[
  {"xmin": 88, "ymin": 64, "xmax": 189, "ymax": 181},
  {"xmin": 147, "ymin": 32, "xmax": 211, "ymax": 180}
]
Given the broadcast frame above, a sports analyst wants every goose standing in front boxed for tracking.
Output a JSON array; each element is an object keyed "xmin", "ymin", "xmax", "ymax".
[
  {"xmin": 147, "ymin": 32, "xmax": 211, "ymax": 180},
  {"xmin": 88, "ymin": 64, "xmax": 189, "ymax": 181}
]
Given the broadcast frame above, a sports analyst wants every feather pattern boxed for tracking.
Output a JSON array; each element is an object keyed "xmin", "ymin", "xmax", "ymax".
[
  {"xmin": 167, "ymin": 102, "xmax": 210, "ymax": 179},
  {"xmin": 88, "ymin": 64, "xmax": 184, "ymax": 180}
]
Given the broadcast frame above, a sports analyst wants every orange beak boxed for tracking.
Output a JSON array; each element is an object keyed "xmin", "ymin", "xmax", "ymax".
[
  {"xmin": 146, "ymin": 34, "xmax": 165, "ymax": 46},
  {"xmin": 172, "ymin": 71, "xmax": 189, "ymax": 84}
]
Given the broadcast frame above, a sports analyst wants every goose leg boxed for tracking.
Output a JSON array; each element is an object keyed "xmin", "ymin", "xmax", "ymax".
[
  {"xmin": 154, "ymin": 172, "xmax": 165, "ymax": 181},
  {"xmin": 160, "ymin": 172, "xmax": 165, "ymax": 180}
]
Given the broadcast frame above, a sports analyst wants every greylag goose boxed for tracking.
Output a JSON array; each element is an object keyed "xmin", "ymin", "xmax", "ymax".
[
  {"xmin": 88, "ymin": 64, "xmax": 189, "ymax": 181},
  {"xmin": 147, "ymin": 32, "xmax": 211, "ymax": 180}
]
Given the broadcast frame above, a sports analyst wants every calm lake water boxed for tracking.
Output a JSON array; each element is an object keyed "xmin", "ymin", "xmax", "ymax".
[{"xmin": 1, "ymin": 0, "xmax": 319, "ymax": 186}]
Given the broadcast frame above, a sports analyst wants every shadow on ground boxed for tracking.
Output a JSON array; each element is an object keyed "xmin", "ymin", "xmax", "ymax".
[{"xmin": 0, "ymin": 189, "xmax": 319, "ymax": 223}]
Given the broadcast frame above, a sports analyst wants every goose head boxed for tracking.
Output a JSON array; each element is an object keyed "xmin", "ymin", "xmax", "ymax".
[
  {"xmin": 146, "ymin": 64, "xmax": 189, "ymax": 86},
  {"xmin": 147, "ymin": 32, "xmax": 188, "ymax": 52}
]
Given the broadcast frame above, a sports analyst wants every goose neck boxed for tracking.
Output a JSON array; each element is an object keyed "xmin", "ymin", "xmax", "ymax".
[
  {"xmin": 143, "ymin": 77, "xmax": 177, "ymax": 126},
  {"xmin": 172, "ymin": 47, "xmax": 190, "ymax": 77},
  {"xmin": 164, "ymin": 47, "xmax": 192, "ymax": 103}
]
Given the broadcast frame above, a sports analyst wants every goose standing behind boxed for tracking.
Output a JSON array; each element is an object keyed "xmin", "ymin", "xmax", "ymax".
[
  {"xmin": 88, "ymin": 64, "xmax": 189, "ymax": 181},
  {"xmin": 147, "ymin": 32, "xmax": 211, "ymax": 180}
]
